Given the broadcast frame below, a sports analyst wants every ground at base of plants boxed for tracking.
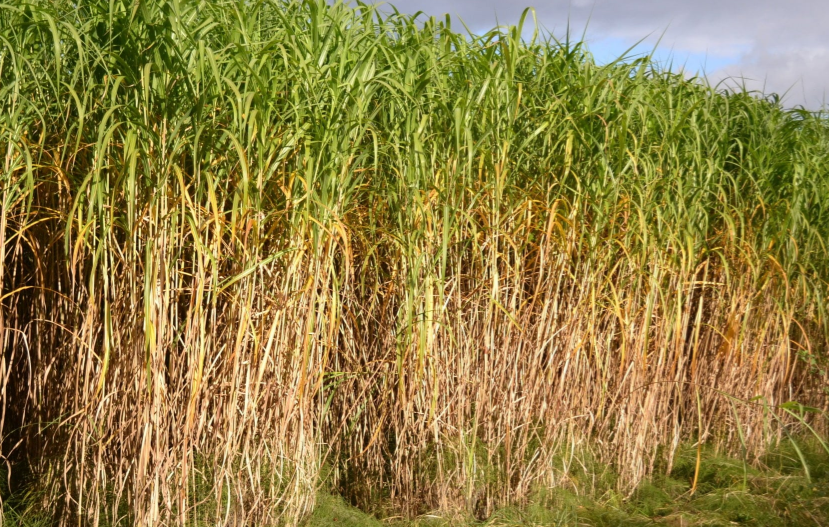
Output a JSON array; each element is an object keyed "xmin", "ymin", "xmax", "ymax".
[
  {"xmin": 2, "ymin": 445, "xmax": 826, "ymax": 526},
  {"xmin": 306, "ymin": 446, "xmax": 829, "ymax": 527}
]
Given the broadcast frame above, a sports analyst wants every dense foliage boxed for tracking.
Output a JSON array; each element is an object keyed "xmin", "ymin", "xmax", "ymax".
[{"xmin": 1, "ymin": 0, "xmax": 828, "ymax": 524}]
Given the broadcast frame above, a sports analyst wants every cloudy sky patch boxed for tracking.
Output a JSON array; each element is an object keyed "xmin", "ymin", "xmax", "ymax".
[{"xmin": 365, "ymin": 0, "xmax": 828, "ymax": 109}]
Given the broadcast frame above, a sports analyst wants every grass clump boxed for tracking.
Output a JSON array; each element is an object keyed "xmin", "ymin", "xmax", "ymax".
[
  {"xmin": 1, "ymin": 0, "xmax": 828, "ymax": 524},
  {"xmin": 302, "ymin": 493, "xmax": 384, "ymax": 527}
]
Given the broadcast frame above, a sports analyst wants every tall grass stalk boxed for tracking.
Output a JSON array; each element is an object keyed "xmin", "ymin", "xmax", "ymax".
[{"xmin": 1, "ymin": 0, "xmax": 828, "ymax": 524}]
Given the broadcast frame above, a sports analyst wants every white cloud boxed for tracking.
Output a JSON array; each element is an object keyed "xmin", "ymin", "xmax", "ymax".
[{"xmin": 711, "ymin": 46, "xmax": 829, "ymax": 108}]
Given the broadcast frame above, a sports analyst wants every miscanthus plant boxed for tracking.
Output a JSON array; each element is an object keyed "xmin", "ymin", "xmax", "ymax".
[{"xmin": 1, "ymin": 0, "xmax": 828, "ymax": 524}]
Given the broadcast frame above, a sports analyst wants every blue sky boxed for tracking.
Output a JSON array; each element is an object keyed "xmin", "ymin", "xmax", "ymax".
[
  {"xmin": 364, "ymin": 0, "xmax": 828, "ymax": 109},
  {"xmin": 583, "ymin": 37, "xmax": 738, "ymax": 74}
]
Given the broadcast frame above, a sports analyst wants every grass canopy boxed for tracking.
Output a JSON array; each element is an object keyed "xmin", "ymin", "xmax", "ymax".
[{"xmin": 1, "ymin": 0, "xmax": 828, "ymax": 524}]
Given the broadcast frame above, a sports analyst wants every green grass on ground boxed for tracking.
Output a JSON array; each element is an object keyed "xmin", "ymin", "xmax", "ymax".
[
  {"xmin": 2, "ymin": 442, "xmax": 826, "ymax": 526},
  {"xmin": 306, "ymin": 443, "xmax": 829, "ymax": 527}
]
